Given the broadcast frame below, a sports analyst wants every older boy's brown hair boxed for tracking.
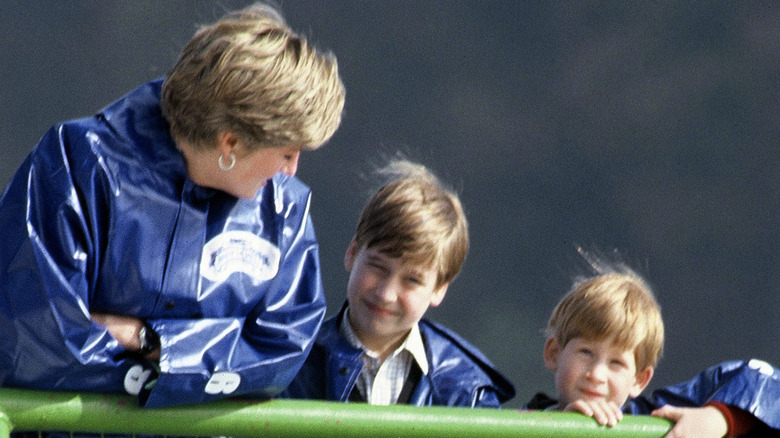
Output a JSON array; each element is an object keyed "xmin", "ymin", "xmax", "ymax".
[
  {"xmin": 162, "ymin": 2, "xmax": 345, "ymax": 151},
  {"xmin": 546, "ymin": 268, "xmax": 665, "ymax": 372},
  {"xmin": 353, "ymin": 159, "xmax": 468, "ymax": 289}
]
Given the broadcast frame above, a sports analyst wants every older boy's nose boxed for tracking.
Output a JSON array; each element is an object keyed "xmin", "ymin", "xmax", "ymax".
[{"xmin": 374, "ymin": 280, "xmax": 399, "ymax": 303}]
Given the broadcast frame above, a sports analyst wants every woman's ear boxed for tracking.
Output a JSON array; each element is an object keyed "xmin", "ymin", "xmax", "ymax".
[
  {"xmin": 217, "ymin": 131, "xmax": 239, "ymax": 156},
  {"xmin": 344, "ymin": 238, "xmax": 359, "ymax": 271},
  {"xmin": 543, "ymin": 336, "xmax": 561, "ymax": 371}
]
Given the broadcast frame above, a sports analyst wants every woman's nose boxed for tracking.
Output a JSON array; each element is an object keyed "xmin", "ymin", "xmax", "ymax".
[{"xmin": 281, "ymin": 151, "xmax": 300, "ymax": 176}]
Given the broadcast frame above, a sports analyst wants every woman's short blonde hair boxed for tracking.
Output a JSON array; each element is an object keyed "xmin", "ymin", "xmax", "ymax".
[
  {"xmin": 547, "ymin": 267, "xmax": 665, "ymax": 371},
  {"xmin": 353, "ymin": 159, "xmax": 469, "ymax": 289},
  {"xmin": 161, "ymin": 3, "xmax": 345, "ymax": 151}
]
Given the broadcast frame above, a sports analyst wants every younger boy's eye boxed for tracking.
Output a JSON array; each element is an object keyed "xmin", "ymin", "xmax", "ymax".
[{"xmin": 610, "ymin": 359, "xmax": 627, "ymax": 369}]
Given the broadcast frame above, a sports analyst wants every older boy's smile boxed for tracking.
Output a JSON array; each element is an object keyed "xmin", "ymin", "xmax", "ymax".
[
  {"xmin": 344, "ymin": 242, "xmax": 448, "ymax": 356},
  {"xmin": 364, "ymin": 300, "xmax": 396, "ymax": 318}
]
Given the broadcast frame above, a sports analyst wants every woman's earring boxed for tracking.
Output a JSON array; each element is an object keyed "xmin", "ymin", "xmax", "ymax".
[{"xmin": 218, "ymin": 153, "xmax": 236, "ymax": 171}]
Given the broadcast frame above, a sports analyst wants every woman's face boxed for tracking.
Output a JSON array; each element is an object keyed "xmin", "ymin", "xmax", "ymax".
[
  {"xmin": 180, "ymin": 132, "xmax": 302, "ymax": 199},
  {"xmin": 225, "ymin": 145, "xmax": 301, "ymax": 198}
]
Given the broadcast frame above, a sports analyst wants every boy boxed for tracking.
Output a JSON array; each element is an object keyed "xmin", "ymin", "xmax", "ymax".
[
  {"xmin": 282, "ymin": 159, "xmax": 515, "ymax": 407},
  {"xmin": 527, "ymin": 262, "xmax": 779, "ymax": 436}
]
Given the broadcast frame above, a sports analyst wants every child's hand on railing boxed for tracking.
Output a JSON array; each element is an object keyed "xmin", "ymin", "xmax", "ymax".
[
  {"xmin": 563, "ymin": 399, "xmax": 624, "ymax": 427},
  {"xmin": 651, "ymin": 405, "xmax": 728, "ymax": 438}
]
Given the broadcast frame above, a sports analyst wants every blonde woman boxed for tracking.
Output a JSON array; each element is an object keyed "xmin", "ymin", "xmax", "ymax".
[{"xmin": 0, "ymin": 3, "xmax": 344, "ymax": 408}]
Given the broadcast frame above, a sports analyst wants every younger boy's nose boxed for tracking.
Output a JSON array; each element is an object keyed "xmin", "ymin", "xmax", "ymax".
[{"xmin": 586, "ymin": 362, "xmax": 609, "ymax": 382}]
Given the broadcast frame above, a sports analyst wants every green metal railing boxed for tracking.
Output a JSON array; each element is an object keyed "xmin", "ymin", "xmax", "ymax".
[{"xmin": 0, "ymin": 388, "xmax": 672, "ymax": 437}]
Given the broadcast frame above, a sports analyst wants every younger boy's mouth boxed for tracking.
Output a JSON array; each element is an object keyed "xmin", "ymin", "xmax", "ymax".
[{"xmin": 578, "ymin": 388, "xmax": 606, "ymax": 399}]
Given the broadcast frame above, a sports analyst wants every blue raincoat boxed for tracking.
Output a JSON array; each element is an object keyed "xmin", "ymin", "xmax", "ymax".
[
  {"xmin": 0, "ymin": 79, "xmax": 326, "ymax": 408},
  {"xmin": 525, "ymin": 359, "xmax": 780, "ymax": 435},
  {"xmin": 281, "ymin": 304, "xmax": 516, "ymax": 407}
]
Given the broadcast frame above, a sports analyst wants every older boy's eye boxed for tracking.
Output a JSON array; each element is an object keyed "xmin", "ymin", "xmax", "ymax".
[{"xmin": 366, "ymin": 262, "xmax": 386, "ymax": 272}]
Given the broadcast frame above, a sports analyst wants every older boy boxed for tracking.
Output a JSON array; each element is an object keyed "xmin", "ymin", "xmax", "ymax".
[
  {"xmin": 527, "ymin": 262, "xmax": 779, "ymax": 436},
  {"xmin": 282, "ymin": 159, "xmax": 515, "ymax": 407}
]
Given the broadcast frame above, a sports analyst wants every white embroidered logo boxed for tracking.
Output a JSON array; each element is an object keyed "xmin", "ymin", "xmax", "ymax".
[
  {"xmin": 124, "ymin": 364, "xmax": 153, "ymax": 395},
  {"xmin": 204, "ymin": 371, "xmax": 241, "ymax": 395},
  {"xmin": 201, "ymin": 231, "xmax": 280, "ymax": 285},
  {"xmin": 747, "ymin": 359, "xmax": 774, "ymax": 376}
]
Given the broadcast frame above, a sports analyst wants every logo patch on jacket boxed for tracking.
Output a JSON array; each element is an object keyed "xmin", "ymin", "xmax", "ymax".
[{"xmin": 201, "ymin": 230, "xmax": 280, "ymax": 284}]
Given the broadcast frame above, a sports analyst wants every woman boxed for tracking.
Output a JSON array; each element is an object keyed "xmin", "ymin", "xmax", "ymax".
[{"xmin": 0, "ymin": 3, "xmax": 344, "ymax": 408}]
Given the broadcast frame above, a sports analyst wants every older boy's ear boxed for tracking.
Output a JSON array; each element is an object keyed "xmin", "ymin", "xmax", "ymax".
[
  {"xmin": 344, "ymin": 238, "xmax": 359, "ymax": 271},
  {"xmin": 429, "ymin": 283, "xmax": 449, "ymax": 307},
  {"xmin": 543, "ymin": 337, "xmax": 560, "ymax": 371},
  {"xmin": 629, "ymin": 366, "xmax": 655, "ymax": 398}
]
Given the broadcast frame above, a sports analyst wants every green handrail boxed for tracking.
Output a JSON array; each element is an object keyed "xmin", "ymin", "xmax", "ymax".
[{"xmin": 0, "ymin": 388, "xmax": 672, "ymax": 437}]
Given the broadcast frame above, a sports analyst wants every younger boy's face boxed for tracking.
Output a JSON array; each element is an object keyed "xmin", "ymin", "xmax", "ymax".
[
  {"xmin": 544, "ymin": 336, "xmax": 653, "ymax": 409},
  {"xmin": 344, "ymin": 241, "xmax": 448, "ymax": 354}
]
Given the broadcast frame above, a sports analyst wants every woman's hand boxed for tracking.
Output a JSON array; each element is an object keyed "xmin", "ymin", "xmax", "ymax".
[{"xmin": 91, "ymin": 312, "xmax": 159, "ymax": 359}]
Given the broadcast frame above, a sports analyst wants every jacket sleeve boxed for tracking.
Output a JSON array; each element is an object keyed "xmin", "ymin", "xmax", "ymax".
[
  {"xmin": 629, "ymin": 359, "xmax": 780, "ymax": 430},
  {"xmin": 473, "ymin": 387, "xmax": 506, "ymax": 408},
  {"xmin": 0, "ymin": 125, "xmax": 130, "ymax": 392},
  {"xmin": 141, "ymin": 181, "xmax": 327, "ymax": 407}
]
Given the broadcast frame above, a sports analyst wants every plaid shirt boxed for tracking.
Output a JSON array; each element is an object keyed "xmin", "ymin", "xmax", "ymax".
[{"xmin": 341, "ymin": 309, "xmax": 429, "ymax": 405}]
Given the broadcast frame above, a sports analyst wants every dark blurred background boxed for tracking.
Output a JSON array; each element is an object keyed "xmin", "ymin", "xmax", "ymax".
[{"xmin": 2, "ymin": 1, "xmax": 779, "ymax": 409}]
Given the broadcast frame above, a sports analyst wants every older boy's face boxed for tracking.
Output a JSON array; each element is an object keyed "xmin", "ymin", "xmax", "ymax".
[
  {"xmin": 344, "ymin": 241, "xmax": 448, "ymax": 354},
  {"xmin": 544, "ymin": 336, "xmax": 651, "ymax": 409}
]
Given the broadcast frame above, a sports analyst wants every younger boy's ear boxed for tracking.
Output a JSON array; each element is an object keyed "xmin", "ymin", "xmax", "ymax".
[
  {"xmin": 344, "ymin": 238, "xmax": 359, "ymax": 271},
  {"xmin": 629, "ymin": 366, "xmax": 654, "ymax": 398},
  {"xmin": 543, "ymin": 337, "xmax": 560, "ymax": 371},
  {"xmin": 429, "ymin": 283, "xmax": 449, "ymax": 307}
]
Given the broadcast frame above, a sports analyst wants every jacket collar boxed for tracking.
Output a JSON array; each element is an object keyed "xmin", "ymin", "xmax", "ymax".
[{"xmin": 338, "ymin": 305, "xmax": 429, "ymax": 375}]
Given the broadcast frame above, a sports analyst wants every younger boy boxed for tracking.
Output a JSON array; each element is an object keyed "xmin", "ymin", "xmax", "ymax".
[
  {"xmin": 527, "ymin": 262, "xmax": 779, "ymax": 436},
  {"xmin": 282, "ymin": 159, "xmax": 515, "ymax": 407}
]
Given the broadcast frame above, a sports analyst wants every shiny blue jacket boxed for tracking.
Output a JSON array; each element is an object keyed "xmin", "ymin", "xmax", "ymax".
[
  {"xmin": 526, "ymin": 359, "xmax": 780, "ymax": 434},
  {"xmin": 281, "ymin": 305, "xmax": 516, "ymax": 407},
  {"xmin": 0, "ymin": 80, "xmax": 326, "ymax": 408}
]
